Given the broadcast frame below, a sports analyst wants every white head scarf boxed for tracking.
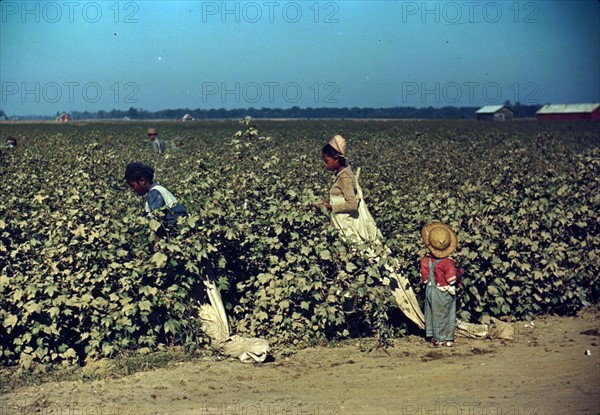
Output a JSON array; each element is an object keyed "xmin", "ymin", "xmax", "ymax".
[{"xmin": 329, "ymin": 134, "xmax": 347, "ymax": 156}]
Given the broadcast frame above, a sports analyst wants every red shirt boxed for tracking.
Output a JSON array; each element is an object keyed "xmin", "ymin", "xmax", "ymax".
[{"xmin": 420, "ymin": 254, "xmax": 457, "ymax": 287}]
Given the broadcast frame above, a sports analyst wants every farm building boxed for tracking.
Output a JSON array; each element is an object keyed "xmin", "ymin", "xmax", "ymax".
[
  {"xmin": 181, "ymin": 114, "xmax": 194, "ymax": 121},
  {"xmin": 475, "ymin": 105, "xmax": 514, "ymax": 121},
  {"xmin": 56, "ymin": 113, "xmax": 71, "ymax": 122},
  {"xmin": 536, "ymin": 103, "xmax": 600, "ymax": 121}
]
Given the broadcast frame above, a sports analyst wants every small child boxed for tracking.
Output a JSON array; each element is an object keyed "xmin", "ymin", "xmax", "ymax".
[
  {"xmin": 420, "ymin": 222, "xmax": 460, "ymax": 347},
  {"xmin": 124, "ymin": 162, "xmax": 186, "ymax": 237}
]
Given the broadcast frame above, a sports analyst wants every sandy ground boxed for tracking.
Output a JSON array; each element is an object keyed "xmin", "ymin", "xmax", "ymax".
[{"xmin": 1, "ymin": 313, "xmax": 599, "ymax": 415}]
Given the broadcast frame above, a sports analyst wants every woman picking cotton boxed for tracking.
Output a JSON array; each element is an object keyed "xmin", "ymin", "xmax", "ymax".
[
  {"xmin": 320, "ymin": 135, "xmax": 426, "ymax": 329},
  {"xmin": 321, "ymin": 135, "xmax": 381, "ymax": 244},
  {"xmin": 321, "ymin": 135, "xmax": 355, "ymax": 211}
]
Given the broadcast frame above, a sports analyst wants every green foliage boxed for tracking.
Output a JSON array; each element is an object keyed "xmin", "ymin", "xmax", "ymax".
[{"xmin": 0, "ymin": 120, "xmax": 598, "ymax": 368}]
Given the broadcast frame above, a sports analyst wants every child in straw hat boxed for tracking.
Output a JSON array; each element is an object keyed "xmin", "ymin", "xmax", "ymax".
[{"xmin": 420, "ymin": 222, "xmax": 460, "ymax": 347}]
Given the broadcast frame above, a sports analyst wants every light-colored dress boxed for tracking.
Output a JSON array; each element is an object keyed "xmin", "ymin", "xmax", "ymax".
[{"xmin": 329, "ymin": 167, "xmax": 381, "ymax": 244}]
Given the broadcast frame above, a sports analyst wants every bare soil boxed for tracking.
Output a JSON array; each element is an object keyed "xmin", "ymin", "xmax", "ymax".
[{"xmin": 1, "ymin": 313, "xmax": 599, "ymax": 415}]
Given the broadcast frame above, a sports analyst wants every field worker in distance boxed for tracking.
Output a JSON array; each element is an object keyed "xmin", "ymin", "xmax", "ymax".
[
  {"xmin": 147, "ymin": 128, "xmax": 167, "ymax": 154},
  {"xmin": 321, "ymin": 134, "xmax": 358, "ymax": 217},
  {"xmin": 171, "ymin": 136, "xmax": 184, "ymax": 151},
  {"xmin": 420, "ymin": 222, "xmax": 461, "ymax": 348},
  {"xmin": 125, "ymin": 162, "xmax": 187, "ymax": 237},
  {"xmin": 2, "ymin": 136, "xmax": 17, "ymax": 148}
]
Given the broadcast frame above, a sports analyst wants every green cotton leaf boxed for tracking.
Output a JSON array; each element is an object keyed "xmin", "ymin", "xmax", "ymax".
[
  {"xmin": 257, "ymin": 273, "xmax": 272, "ymax": 284},
  {"xmin": 44, "ymin": 284, "xmax": 58, "ymax": 297},
  {"xmin": 12, "ymin": 289, "xmax": 23, "ymax": 302},
  {"xmin": 346, "ymin": 262, "xmax": 357, "ymax": 272},
  {"xmin": 556, "ymin": 185, "xmax": 569, "ymax": 196},
  {"xmin": 0, "ymin": 274, "xmax": 9, "ymax": 288},
  {"xmin": 35, "ymin": 347, "xmax": 49, "ymax": 360},
  {"xmin": 149, "ymin": 219, "xmax": 162, "ymax": 231},
  {"xmin": 138, "ymin": 300, "xmax": 152, "ymax": 311},
  {"xmin": 122, "ymin": 303, "xmax": 136, "ymax": 315},
  {"xmin": 164, "ymin": 318, "xmax": 181, "ymax": 334},
  {"xmin": 4, "ymin": 314, "xmax": 18, "ymax": 331},
  {"xmin": 24, "ymin": 301, "xmax": 41, "ymax": 314},
  {"xmin": 167, "ymin": 244, "xmax": 182, "ymax": 253},
  {"xmin": 320, "ymin": 250, "xmax": 331, "ymax": 260},
  {"xmin": 48, "ymin": 307, "xmax": 60, "ymax": 318},
  {"xmin": 488, "ymin": 286, "xmax": 500, "ymax": 295},
  {"xmin": 152, "ymin": 251, "xmax": 168, "ymax": 268},
  {"xmin": 520, "ymin": 263, "xmax": 532, "ymax": 272},
  {"xmin": 140, "ymin": 286, "xmax": 159, "ymax": 296},
  {"xmin": 102, "ymin": 343, "xmax": 115, "ymax": 356},
  {"xmin": 72, "ymin": 224, "xmax": 86, "ymax": 238},
  {"xmin": 62, "ymin": 348, "xmax": 77, "ymax": 359},
  {"xmin": 185, "ymin": 261, "xmax": 199, "ymax": 274},
  {"xmin": 256, "ymin": 311, "xmax": 268, "ymax": 321}
]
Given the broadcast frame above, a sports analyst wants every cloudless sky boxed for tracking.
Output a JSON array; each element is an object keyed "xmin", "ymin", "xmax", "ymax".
[{"xmin": 1, "ymin": 0, "xmax": 599, "ymax": 116}]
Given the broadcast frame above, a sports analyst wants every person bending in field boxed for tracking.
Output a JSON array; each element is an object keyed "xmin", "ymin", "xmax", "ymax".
[
  {"xmin": 124, "ymin": 162, "xmax": 186, "ymax": 238},
  {"xmin": 420, "ymin": 222, "xmax": 463, "ymax": 348},
  {"xmin": 1, "ymin": 136, "xmax": 17, "ymax": 148},
  {"xmin": 320, "ymin": 134, "xmax": 380, "ymax": 243},
  {"xmin": 319, "ymin": 135, "xmax": 426, "ymax": 329}
]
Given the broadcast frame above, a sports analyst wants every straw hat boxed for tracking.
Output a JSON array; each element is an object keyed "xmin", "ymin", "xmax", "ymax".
[
  {"xmin": 329, "ymin": 134, "xmax": 347, "ymax": 156},
  {"xmin": 147, "ymin": 128, "xmax": 157, "ymax": 135},
  {"xmin": 421, "ymin": 222, "xmax": 458, "ymax": 258}
]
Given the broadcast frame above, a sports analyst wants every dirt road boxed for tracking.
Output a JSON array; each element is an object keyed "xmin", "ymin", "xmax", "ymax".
[{"xmin": 1, "ymin": 313, "xmax": 598, "ymax": 415}]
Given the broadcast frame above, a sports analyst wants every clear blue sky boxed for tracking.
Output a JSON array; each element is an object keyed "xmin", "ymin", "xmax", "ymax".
[{"xmin": 1, "ymin": 0, "xmax": 599, "ymax": 116}]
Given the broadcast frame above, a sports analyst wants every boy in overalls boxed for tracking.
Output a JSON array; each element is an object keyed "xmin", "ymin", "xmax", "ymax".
[{"xmin": 421, "ymin": 222, "xmax": 460, "ymax": 347}]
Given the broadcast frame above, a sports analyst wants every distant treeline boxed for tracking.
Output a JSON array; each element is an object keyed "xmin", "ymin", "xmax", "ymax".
[{"xmin": 4, "ymin": 103, "xmax": 543, "ymax": 121}]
